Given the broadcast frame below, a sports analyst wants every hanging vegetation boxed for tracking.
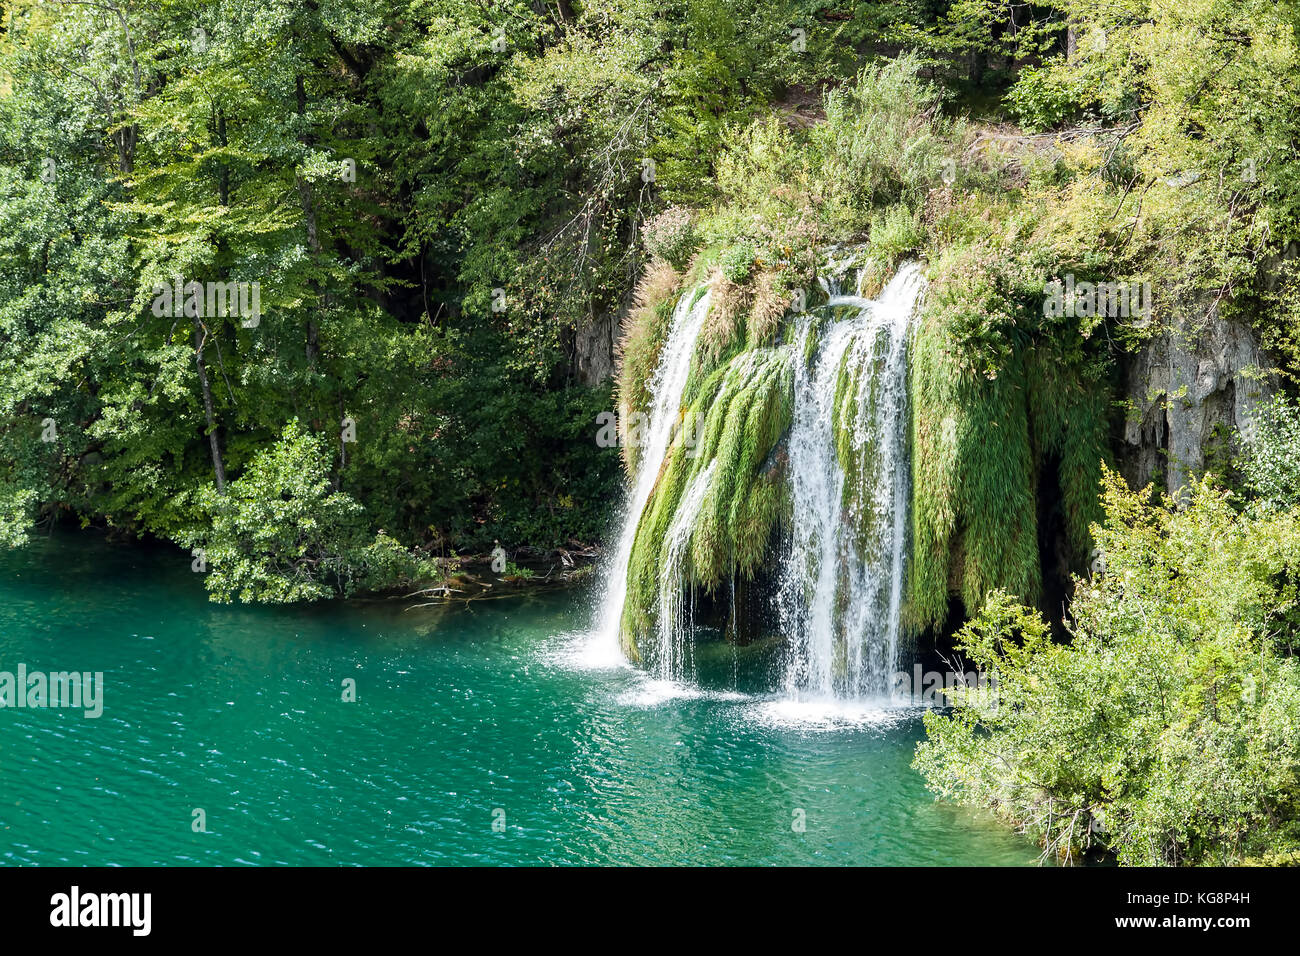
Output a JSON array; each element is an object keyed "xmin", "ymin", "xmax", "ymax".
[{"xmin": 619, "ymin": 335, "xmax": 792, "ymax": 658}]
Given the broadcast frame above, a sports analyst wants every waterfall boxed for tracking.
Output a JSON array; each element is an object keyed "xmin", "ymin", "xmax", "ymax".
[
  {"xmin": 652, "ymin": 459, "xmax": 716, "ymax": 680},
  {"xmin": 589, "ymin": 284, "xmax": 712, "ymax": 662},
  {"xmin": 778, "ymin": 263, "xmax": 924, "ymax": 699},
  {"xmin": 588, "ymin": 259, "xmax": 923, "ymax": 697}
]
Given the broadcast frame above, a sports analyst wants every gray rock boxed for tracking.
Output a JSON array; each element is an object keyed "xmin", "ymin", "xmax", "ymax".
[
  {"xmin": 1121, "ymin": 299, "xmax": 1273, "ymax": 495},
  {"xmin": 572, "ymin": 308, "xmax": 617, "ymax": 386}
]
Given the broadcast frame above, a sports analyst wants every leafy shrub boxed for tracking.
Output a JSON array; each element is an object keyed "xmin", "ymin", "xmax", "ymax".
[
  {"xmin": 643, "ymin": 207, "xmax": 700, "ymax": 270},
  {"xmin": 869, "ymin": 203, "xmax": 926, "ymax": 264},
  {"xmin": 915, "ymin": 468, "xmax": 1300, "ymax": 865},
  {"xmin": 503, "ymin": 561, "xmax": 534, "ymax": 580},
  {"xmin": 1005, "ymin": 64, "xmax": 1095, "ymax": 132},
  {"xmin": 190, "ymin": 421, "xmax": 434, "ymax": 603},
  {"xmin": 1241, "ymin": 395, "xmax": 1300, "ymax": 509},
  {"xmin": 718, "ymin": 241, "xmax": 756, "ymax": 283},
  {"xmin": 0, "ymin": 485, "xmax": 36, "ymax": 548},
  {"xmin": 712, "ymin": 116, "xmax": 823, "ymax": 277},
  {"xmin": 814, "ymin": 51, "xmax": 958, "ymax": 231}
]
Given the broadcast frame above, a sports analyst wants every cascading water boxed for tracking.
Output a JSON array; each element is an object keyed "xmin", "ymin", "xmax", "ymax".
[
  {"xmin": 589, "ymin": 285, "xmax": 712, "ymax": 663},
  {"xmin": 589, "ymin": 258, "xmax": 923, "ymax": 700},
  {"xmin": 653, "ymin": 459, "xmax": 716, "ymax": 679},
  {"xmin": 778, "ymin": 263, "xmax": 924, "ymax": 699}
]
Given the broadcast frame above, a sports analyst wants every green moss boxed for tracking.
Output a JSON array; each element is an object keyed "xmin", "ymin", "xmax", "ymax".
[
  {"xmin": 1026, "ymin": 347, "xmax": 1109, "ymax": 561},
  {"xmin": 907, "ymin": 305, "xmax": 1038, "ymax": 632},
  {"xmin": 905, "ymin": 292, "xmax": 1111, "ymax": 634},
  {"xmin": 620, "ymin": 346, "xmax": 793, "ymax": 658}
]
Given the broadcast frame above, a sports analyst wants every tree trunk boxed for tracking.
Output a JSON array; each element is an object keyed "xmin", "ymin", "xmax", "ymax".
[
  {"xmin": 296, "ymin": 74, "xmax": 321, "ymax": 369},
  {"xmin": 217, "ymin": 108, "xmax": 229, "ymax": 206},
  {"xmin": 194, "ymin": 321, "xmax": 227, "ymax": 493},
  {"xmin": 337, "ymin": 394, "xmax": 348, "ymax": 491}
]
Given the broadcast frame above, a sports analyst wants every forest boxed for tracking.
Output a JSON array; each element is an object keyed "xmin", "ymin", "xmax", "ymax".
[{"xmin": 4, "ymin": 0, "xmax": 1300, "ymax": 865}]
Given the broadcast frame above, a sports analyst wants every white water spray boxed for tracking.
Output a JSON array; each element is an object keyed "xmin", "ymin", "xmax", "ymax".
[
  {"xmin": 587, "ymin": 286, "xmax": 712, "ymax": 664},
  {"xmin": 653, "ymin": 459, "xmax": 716, "ymax": 679},
  {"xmin": 779, "ymin": 263, "xmax": 924, "ymax": 699}
]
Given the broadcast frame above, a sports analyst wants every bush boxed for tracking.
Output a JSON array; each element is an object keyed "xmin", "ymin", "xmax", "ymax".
[
  {"xmin": 718, "ymin": 240, "xmax": 756, "ymax": 283},
  {"xmin": 1005, "ymin": 63, "xmax": 1095, "ymax": 132},
  {"xmin": 0, "ymin": 484, "xmax": 35, "ymax": 548},
  {"xmin": 1240, "ymin": 395, "xmax": 1300, "ymax": 509},
  {"xmin": 190, "ymin": 421, "xmax": 435, "ymax": 603},
  {"xmin": 869, "ymin": 203, "xmax": 926, "ymax": 264},
  {"xmin": 704, "ymin": 116, "xmax": 823, "ymax": 285},
  {"xmin": 914, "ymin": 467, "xmax": 1300, "ymax": 865},
  {"xmin": 643, "ymin": 206, "xmax": 700, "ymax": 270},
  {"xmin": 813, "ymin": 51, "xmax": 958, "ymax": 231}
]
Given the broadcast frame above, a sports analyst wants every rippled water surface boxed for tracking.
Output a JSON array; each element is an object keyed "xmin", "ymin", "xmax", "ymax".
[{"xmin": 0, "ymin": 534, "xmax": 1036, "ymax": 866}]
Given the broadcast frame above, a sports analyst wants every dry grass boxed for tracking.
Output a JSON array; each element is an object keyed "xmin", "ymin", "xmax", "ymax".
[
  {"xmin": 699, "ymin": 267, "xmax": 750, "ymax": 364},
  {"xmin": 747, "ymin": 268, "xmax": 786, "ymax": 347},
  {"xmin": 615, "ymin": 257, "xmax": 682, "ymax": 472},
  {"xmin": 856, "ymin": 256, "xmax": 889, "ymax": 299}
]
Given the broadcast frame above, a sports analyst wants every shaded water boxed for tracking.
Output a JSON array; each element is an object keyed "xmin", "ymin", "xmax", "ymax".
[{"xmin": 0, "ymin": 534, "xmax": 1036, "ymax": 866}]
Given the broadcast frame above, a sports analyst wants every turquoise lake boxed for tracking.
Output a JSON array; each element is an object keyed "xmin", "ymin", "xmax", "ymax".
[{"xmin": 0, "ymin": 534, "xmax": 1038, "ymax": 866}]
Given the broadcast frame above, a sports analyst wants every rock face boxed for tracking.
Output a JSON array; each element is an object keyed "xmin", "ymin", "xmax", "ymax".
[
  {"xmin": 1121, "ymin": 303, "xmax": 1273, "ymax": 494},
  {"xmin": 571, "ymin": 308, "xmax": 617, "ymax": 386}
]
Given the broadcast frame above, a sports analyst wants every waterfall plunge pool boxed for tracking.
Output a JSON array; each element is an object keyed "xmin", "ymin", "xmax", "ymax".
[{"xmin": 0, "ymin": 532, "xmax": 1037, "ymax": 866}]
